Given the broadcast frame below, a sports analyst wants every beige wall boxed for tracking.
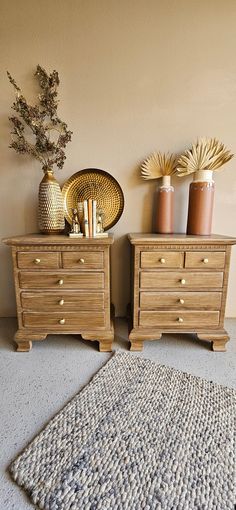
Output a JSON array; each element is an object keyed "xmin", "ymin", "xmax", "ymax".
[{"xmin": 1, "ymin": 0, "xmax": 236, "ymax": 317}]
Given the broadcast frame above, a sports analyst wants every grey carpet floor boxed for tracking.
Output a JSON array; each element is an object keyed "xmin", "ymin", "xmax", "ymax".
[{"xmin": 0, "ymin": 317, "xmax": 236, "ymax": 510}]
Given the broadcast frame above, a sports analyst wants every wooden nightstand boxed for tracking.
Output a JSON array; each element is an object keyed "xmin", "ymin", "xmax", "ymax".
[
  {"xmin": 128, "ymin": 234, "xmax": 236, "ymax": 352},
  {"xmin": 3, "ymin": 234, "xmax": 114, "ymax": 352}
]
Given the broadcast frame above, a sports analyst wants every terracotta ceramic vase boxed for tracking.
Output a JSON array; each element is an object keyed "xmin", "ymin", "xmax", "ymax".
[
  {"xmin": 187, "ymin": 170, "xmax": 215, "ymax": 236},
  {"xmin": 38, "ymin": 169, "xmax": 65, "ymax": 234},
  {"xmin": 155, "ymin": 175, "xmax": 174, "ymax": 234}
]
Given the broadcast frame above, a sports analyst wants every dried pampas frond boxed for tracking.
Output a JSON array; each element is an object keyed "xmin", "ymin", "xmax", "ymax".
[
  {"xmin": 141, "ymin": 152, "xmax": 177, "ymax": 180},
  {"xmin": 177, "ymin": 138, "xmax": 233, "ymax": 177}
]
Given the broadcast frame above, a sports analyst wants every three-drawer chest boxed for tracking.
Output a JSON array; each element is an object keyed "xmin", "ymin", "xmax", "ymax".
[
  {"xmin": 3, "ymin": 234, "xmax": 114, "ymax": 352},
  {"xmin": 128, "ymin": 234, "xmax": 236, "ymax": 352}
]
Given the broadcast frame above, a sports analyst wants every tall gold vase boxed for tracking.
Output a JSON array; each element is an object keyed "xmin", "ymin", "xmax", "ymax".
[{"xmin": 38, "ymin": 169, "xmax": 65, "ymax": 234}]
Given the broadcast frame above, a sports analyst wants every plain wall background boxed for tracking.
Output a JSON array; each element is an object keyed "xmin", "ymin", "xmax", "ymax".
[{"xmin": 1, "ymin": 0, "xmax": 236, "ymax": 317}]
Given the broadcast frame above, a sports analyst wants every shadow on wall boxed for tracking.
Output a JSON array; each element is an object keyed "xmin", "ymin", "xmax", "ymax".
[
  {"xmin": 0, "ymin": 246, "xmax": 16, "ymax": 317},
  {"xmin": 111, "ymin": 235, "xmax": 130, "ymax": 317}
]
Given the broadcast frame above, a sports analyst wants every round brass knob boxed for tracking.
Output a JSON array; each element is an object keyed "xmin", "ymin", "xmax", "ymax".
[
  {"xmin": 59, "ymin": 299, "xmax": 64, "ymax": 306},
  {"xmin": 58, "ymin": 279, "xmax": 64, "ymax": 286},
  {"xmin": 160, "ymin": 258, "xmax": 166, "ymax": 264},
  {"xmin": 78, "ymin": 258, "xmax": 85, "ymax": 264},
  {"xmin": 34, "ymin": 258, "xmax": 41, "ymax": 264},
  {"xmin": 180, "ymin": 279, "xmax": 186, "ymax": 285},
  {"xmin": 203, "ymin": 258, "xmax": 209, "ymax": 264},
  {"xmin": 179, "ymin": 299, "xmax": 185, "ymax": 304},
  {"xmin": 59, "ymin": 318, "xmax": 65, "ymax": 325},
  {"xmin": 177, "ymin": 317, "xmax": 183, "ymax": 323}
]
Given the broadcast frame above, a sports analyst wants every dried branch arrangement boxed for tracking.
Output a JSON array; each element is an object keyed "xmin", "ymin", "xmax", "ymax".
[
  {"xmin": 177, "ymin": 138, "xmax": 233, "ymax": 177},
  {"xmin": 7, "ymin": 66, "xmax": 72, "ymax": 172},
  {"xmin": 141, "ymin": 152, "xmax": 177, "ymax": 180}
]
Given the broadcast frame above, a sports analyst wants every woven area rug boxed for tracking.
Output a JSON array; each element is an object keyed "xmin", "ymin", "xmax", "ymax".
[{"xmin": 10, "ymin": 353, "xmax": 235, "ymax": 510}]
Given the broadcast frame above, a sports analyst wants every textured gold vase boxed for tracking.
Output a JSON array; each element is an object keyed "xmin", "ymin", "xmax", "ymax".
[{"xmin": 38, "ymin": 169, "xmax": 65, "ymax": 234}]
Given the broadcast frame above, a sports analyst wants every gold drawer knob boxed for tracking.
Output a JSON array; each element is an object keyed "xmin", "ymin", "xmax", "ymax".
[
  {"xmin": 177, "ymin": 317, "xmax": 184, "ymax": 323},
  {"xmin": 34, "ymin": 258, "xmax": 41, "ymax": 264},
  {"xmin": 58, "ymin": 279, "xmax": 64, "ymax": 286},
  {"xmin": 180, "ymin": 279, "xmax": 186, "ymax": 285},
  {"xmin": 179, "ymin": 298, "xmax": 185, "ymax": 304},
  {"xmin": 59, "ymin": 299, "xmax": 64, "ymax": 306},
  {"xmin": 78, "ymin": 258, "xmax": 85, "ymax": 264},
  {"xmin": 203, "ymin": 258, "xmax": 209, "ymax": 264},
  {"xmin": 59, "ymin": 318, "xmax": 65, "ymax": 325},
  {"xmin": 160, "ymin": 258, "xmax": 166, "ymax": 264}
]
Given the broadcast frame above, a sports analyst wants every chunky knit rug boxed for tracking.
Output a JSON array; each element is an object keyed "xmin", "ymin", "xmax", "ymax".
[{"xmin": 10, "ymin": 353, "xmax": 235, "ymax": 510}]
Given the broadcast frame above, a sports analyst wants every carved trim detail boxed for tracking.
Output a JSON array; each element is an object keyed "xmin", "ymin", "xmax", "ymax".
[
  {"xmin": 13, "ymin": 245, "xmax": 106, "ymax": 252},
  {"xmin": 136, "ymin": 245, "xmax": 226, "ymax": 251}
]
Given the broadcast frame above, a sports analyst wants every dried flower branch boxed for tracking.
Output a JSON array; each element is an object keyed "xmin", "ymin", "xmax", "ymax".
[
  {"xmin": 7, "ymin": 65, "xmax": 73, "ymax": 171},
  {"xmin": 177, "ymin": 138, "xmax": 233, "ymax": 177},
  {"xmin": 141, "ymin": 152, "xmax": 177, "ymax": 180}
]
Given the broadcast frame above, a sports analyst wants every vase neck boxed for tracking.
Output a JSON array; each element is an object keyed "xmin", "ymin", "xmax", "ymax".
[
  {"xmin": 161, "ymin": 175, "xmax": 171, "ymax": 187},
  {"xmin": 193, "ymin": 170, "xmax": 214, "ymax": 182},
  {"xmin": 43, "ymin": 168, "xmax": 54, "ymax": 175}
]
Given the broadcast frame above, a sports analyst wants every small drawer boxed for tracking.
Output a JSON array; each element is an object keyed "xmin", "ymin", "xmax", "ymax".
[
  {"xmin": 139, "ymin": 310, "xmax": 220, "ymax": 328},
  {"xmin": 62, "ymin": 251, "xmax": 104, "ymax": 269},
  {"xmin": 141, "ymin": 251, "xmax": 184, "ymax": 269},
  {"xmin": 17, "ymin": 252, "xmax": 59, "ymax": 269},
  {"xmin": 19, "ymin": 272, "xmax": 104, "ymax": 290},
  {"xmin": 23, "ymin": 311, "xmax": 105, "ymax": 329},
  {"xmin": 185, "ymin": 251, "xmax": 225, "ymax": 269},
  {"xmin": 140, "ymin": 271, "xmax": 223, "ymax": 289},
  {"xmin": 21, "ymin": 292, "xmax": 104, "ymax": 311},
  {"xmin": 140, "ymin": 291, "xmax": 222, "ymax": 310}
]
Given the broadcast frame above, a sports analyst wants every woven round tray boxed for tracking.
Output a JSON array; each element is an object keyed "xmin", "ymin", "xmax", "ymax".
[{"xmin": 62, "ymin": 169, "xmax": 124, "ymax": 230}]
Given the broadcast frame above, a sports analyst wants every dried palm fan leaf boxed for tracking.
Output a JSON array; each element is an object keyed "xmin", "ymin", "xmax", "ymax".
[
  {"xmin": 177, "ymin": 138, "xmax": 233, "ymax": 176},
  {"xmin": 141, "ymin": 152, "xmax": 177, "ymax": 180}
]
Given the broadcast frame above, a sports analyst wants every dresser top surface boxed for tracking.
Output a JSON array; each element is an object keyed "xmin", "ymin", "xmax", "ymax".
[
  {"xmin": 2, "ymin": 233, "xmax": 114, "ymax": 246},
  {"xmin": 128, "ymin": 233, "xmax": 236, "ymax": 245}
]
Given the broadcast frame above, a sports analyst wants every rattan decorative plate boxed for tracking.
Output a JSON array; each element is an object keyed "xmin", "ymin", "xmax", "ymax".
[{"xmin": 62, "ymin": 169, "xmax": 124, "ymax": 230}]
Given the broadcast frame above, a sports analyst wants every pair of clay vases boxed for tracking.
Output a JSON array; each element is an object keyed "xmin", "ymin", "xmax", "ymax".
[{"xmin": 155, "ymin": 169, "xmax": 214, "ymax": 236}]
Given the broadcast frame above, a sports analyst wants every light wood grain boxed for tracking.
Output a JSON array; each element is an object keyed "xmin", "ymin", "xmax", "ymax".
[
  {"xmin": 139, "ymin": 310, "xmax": 219, "ymax": 327},
  {"xmin": 21, "ymin": 292, "xmax": 104, "ymax": 311},
  {"xmin": 3, "ymin": 235, "xmax": 114, "ymax": 351},
  {"xmin": 3, "ymin": 234, "xmax": 114, "ymax": 246},
  {"xmin": 128, "ymin": 233, "xmax": 236, "ymax": 245},
  {"xmin": 140, "ymin": 271, "xmax": 223, "ymax": 289},
  {"xmin": 141, "ymin": 251, "xmax": 184, "ymax": 268},
  {"xmin": 140, "ymin": 291, "xmax": 222, "ymax": 310},
  {"xmin": 23, "ymin": 311, "xmax": 105, "ymax": 329},
  {"xmin": 19, "ymin": 272, "xmax": 104, "ymax": 289},
  {"xmin": 128, "ymin": 234, "xmax": 236, "ymax": 352},
  {"xmin": 17, "ymin": 251, "xmax": 60, "ymax": 269},
  {"xmin": 62, "ymin": 251, "xmax": 103, "ymax": 269},
  {"xmin": 185, "ymin": 251, "xmax": 225, "ymax": 269},
  {"xmin": 197, "ymin": 331, "xmax": 229, "ymax": 352},
  {"xmin": 14, "ymin": 330, "xmax": 47, "ymax": 352}
]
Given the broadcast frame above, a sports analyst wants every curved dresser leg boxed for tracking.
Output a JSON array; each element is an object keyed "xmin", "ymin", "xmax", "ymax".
[
  {"xmin": 14, "ymin": 330, "xmax": 47, "ymax": 352},
  {"xmin": 197, "ymin": 331, "xmax": 229, "ymax": 352}
]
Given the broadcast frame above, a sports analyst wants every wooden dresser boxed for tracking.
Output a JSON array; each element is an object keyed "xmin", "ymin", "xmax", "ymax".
[
  {"xmin": 3, "ymin": 234, "xmax": 114, "ymax": 352},
  {"xmin": 128, "ymin": 234, "xmax": 236, "ymax": 352}
]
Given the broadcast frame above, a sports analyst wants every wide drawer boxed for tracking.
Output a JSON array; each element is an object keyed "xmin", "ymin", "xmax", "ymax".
[
  {"xmin": 141, "ymin": 251, "xmax": 184, "ymax": 269},
  {"xmin": 140, "ymin": 271, "xmax": 223, "ymax": 289},
  {"xmin": 62, "ymin": 251, "xmax": 104, "ymax": 269},
  {"xmin": 21, "ymin": 292, "xmax": 104, "ymax": 311},
  {"xmin": 19, "ymin": 272, "xmax": 104, "ymax": 289},
  {"xmin": 23, "ymin": 311, "xmax": 105, "ymax": 329},
  {"xmin": 185, "ymin": 251, "xmax": 225, "ymax": 269},
  {"xmin": 139, "ymin": 311, "xmax": 220, "ymax": 327},
  {"xmin": 140, "ymin": 291, "xmax": 222, "ymax": 310},
  {"xmin": 17, "ymin": 252, "xmax": 59, "ymax": 269}
]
